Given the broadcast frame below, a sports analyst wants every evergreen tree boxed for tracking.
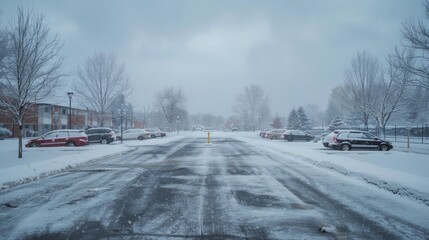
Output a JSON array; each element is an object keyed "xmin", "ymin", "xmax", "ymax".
[
  {"xmin": 287, "ymin": 109, "xmax": 300, "ymax": 129},
  {"xmin": 297, "ymin": 107, "xmax": 311, "ymax": 130},
  {"xmin": 328, "ymin": 115, "xmax": 346, "ymax": 131}
]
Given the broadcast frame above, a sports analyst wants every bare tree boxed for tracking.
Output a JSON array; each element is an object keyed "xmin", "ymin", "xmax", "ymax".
[
  {"xmin": 304, "ymin": 104, "xmax": 321, "ymax": 128},
  {"xmin": 370, "ymin": 50, "xmax": 416, "ymax": 137},
  {"xmin": 142, "ymin": 103, "xmax": 152, "ymax": 128},
  {"xmin": 325, "ymin": 86, "xmax": 347, "ymax": 126},
  {"xmin": 398, "ymin": 0, "xmax": 429, "ymax": 90},
  {"xmin": 155, "ymin": 86, "xmax": 186, "ymax": 131},
  {"xmin": 233, "ymin": 85, "xmax": 270, "ymax": 131},
  {"xmin": 74, "ymin": 52, "xmax": 130, "ymax": 127},
  {"xmin": 271, "ymin": 114, "xmax": 283, "ymax": 129},
  {"xmin": 0, "ymin": 31, "xmax": 7, "ymax": 63},
  {"xmin": 340, "ymin": 51, "xmax": 382, "ymax": 130},
  {"xmin": 0, "ymin": 7, "xmax": 63, "ymax": 158}
]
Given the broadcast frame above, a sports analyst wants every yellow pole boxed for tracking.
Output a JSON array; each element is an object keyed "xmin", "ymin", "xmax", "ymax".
[{"xmin": 208, "ymin": 131, "xmax": 210, "ymax": 144}]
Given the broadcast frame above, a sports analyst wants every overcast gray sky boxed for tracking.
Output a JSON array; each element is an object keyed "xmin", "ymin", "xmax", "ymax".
[{"xmin": 0, "ymin": 0, "xmax": 424, "ymax": 117}]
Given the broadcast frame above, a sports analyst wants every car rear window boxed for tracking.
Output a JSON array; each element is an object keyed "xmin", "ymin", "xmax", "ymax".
[{"xmin": 337, "ymin": 132, "xmax": 348, "ymax": 138}]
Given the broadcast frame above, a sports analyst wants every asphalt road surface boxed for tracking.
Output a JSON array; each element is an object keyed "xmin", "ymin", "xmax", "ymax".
[{"xmin": 0, "ymin": 137, "xmax": 428, "ymax": 239}]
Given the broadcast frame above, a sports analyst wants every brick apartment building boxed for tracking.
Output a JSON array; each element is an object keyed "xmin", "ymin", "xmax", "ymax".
[{"xmin": 0, "ymin": 103, "xmax": 112, "ymax": 137}]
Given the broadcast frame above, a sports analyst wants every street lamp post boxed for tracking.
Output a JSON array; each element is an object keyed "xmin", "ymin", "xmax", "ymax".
[
  {"xmin": 118, "ymin": 109, "xmax": 126, "ymax": 143},
  {"xmin": 67, "ymin": 92, "xmax": 74, "ymax": 129},
  {"xmin": 176, "ymin": 116, "xmax": 180, "ymax": 135}
]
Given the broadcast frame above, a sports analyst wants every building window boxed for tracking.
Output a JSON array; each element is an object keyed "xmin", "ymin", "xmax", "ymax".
[
  {"xmin": 44, "ymin": 106, "xmax": 50, "ymax": 113},
  {"xmin": 62, "ymin": 108, "xmax": 66, "ymax": 115}
]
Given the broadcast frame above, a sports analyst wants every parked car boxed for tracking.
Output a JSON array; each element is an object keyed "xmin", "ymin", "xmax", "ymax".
[
  {"xmin": 312, "ymin": 130, "xmax": 332, "ymax": 142},
  {"xmin": 231, "ymin": 127, "xmax": 239, "ymax": 132},
  {"xmin": 144, "ymin": 128, "xmax": 166, "ymax": 138},
  {"xmin": 266, "ymin": 129, "xmax": 287, "ymax": 140},
  {"xmin": 322, "ymin": 130, "xmax": 347, "ymax": 149},
  {"xmin": 117, "ymin": 129, "xmax": 151, "ymax": 140},
  {"xmin": 283, "ymin": 130, "xmax": 314, "ymax": 141},
  {"xmin": 0, "ymin": 127, "xmax": 12, "ymax": 140},
  {"xmin": 25, "ymin": 130, "xmax": 88, "ymax": 147},
  {"xmin": 259, "ymin": 129, "xmax": 271, "ymax": 138},
  {"xmin": 334, "ymin": 130, "xmax": 393, "ymax": 151},
  {"xmin": 85, "ymin": 127, "xmax": 116, "ymax": 144},
  {"xmin": 155, "ymin": 128, "xmax": 167, "ymax": 137}
]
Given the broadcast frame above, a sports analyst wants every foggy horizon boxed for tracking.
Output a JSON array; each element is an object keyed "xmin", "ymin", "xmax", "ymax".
[{"xmin": 0, "ymin": 0, "xmax": 423, "ymax": 118}]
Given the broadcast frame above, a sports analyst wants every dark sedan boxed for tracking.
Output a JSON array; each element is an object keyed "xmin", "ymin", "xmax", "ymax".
[
  {"xmin": 283, "ymin": 130, "xmax": 315, "ymax": 142},
  {"xmin": 334, "ymin": 130, "xmax": 393, "ymax": 151}
]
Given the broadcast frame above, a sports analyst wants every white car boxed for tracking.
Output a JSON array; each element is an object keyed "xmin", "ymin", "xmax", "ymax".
[
  {"xmin": 144, "ymin": 128, "xmax": 166, "ymax": 138},
  {"xmin": 119, "ymin": 129, "xmax": 151, "ymax": 140},
  {"xmin": 322, "ymin": 130, "xmax": 347, "ymax": 149}
]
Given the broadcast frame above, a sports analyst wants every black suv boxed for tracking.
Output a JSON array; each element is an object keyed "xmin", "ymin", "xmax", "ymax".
[
  {"xmin": 334, "ymin": 130, "xmax": 393, "ymax": 151},
  {"xmin": 85, "ymin": 127, "xmax": 116, "ymax": 144}
]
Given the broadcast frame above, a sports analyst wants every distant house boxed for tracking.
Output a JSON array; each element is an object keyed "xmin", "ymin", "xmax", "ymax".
[{"xmin": 192, "ymin": 123, "xmax": 206, "ymax": 131}]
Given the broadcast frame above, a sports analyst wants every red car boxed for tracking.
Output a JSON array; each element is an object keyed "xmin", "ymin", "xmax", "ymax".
[{"xmin": 26, "ymin": 130, "xmax": 88, "ymax": 147}]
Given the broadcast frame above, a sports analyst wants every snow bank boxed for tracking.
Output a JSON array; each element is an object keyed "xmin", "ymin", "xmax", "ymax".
[
  {"xmin": 230, "ymin": 133, "xmax": 429, "ymax": 206},
  {"xmin": 0, "ymin": 135, "xmax": 183, "ymax": 189}
]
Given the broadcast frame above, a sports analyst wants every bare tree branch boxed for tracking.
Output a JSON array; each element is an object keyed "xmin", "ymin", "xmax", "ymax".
[
  {"xmin": 0, "ymin": 6, "xmax": 64, "ymax": 158},
  {"xmin": 233, "ymin": 85, "xmax": 270, "ymax": 131},
  {"xmin": 155, "ymin": 86, "xmax": 186, "ymax": 131},
  {"xmin": 74, "ymin": 52, "xmax": 130, "ymax": 127},
  {"xmin": 339, "ymin": 50, "xmax": 381, "ymax": 129},
  {"xmin": 399, "ymin": 0, "xmax": 429, "ymax": 90}
]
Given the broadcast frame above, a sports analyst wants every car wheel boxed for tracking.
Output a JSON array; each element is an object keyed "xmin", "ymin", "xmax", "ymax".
[
  {"xmin": 138, "ymin": 136, "xmax": 143, "ymax": 140},
  {"xmin": 67, "ymin": 141, "xmax": 76, "ymax": 147},
  {"xmin": 100, "ymin": 139, "xmax": 108, "ymax": 144},
  {"xmin": 287, "ymin": 137, "xmax": 293, "ymax": 142},
  {"xmin": 379, "ymin": 145, "xmax": 389, "ymax": 151},
  {"xmin": 30, "ymin": 143, "xmax": 38, "ymax": 147},
  {"xmin": 341, "ymin": 144, "xmax": 351, "ymax": 151}
]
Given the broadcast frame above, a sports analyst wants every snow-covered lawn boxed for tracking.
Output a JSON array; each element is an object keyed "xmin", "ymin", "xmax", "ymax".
[
  {"xmin": 0, "ymin": 135, "xmax": 183, "ymax": 188},
  {"xmin": 1, "ymin": 131, "xmax": 429, "ymax": 206},
  {"xmin": 204, "ymin": 131, "xmax": 429, "ymax": 206}
]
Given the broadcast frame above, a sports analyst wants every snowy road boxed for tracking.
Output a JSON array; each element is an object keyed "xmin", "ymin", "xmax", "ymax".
[{"xmin": 0, "ymin": 137, "xmax": 428, "ymax": 239}]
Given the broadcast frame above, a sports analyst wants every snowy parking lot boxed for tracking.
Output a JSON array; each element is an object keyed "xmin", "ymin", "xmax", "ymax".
[
  {"xmin": 1, "ymin": 131, "xmax": 428, "ymax": 203},
  {"xmin": 0, "ymin": 131, "xmax": 428, "ymax": 239}
]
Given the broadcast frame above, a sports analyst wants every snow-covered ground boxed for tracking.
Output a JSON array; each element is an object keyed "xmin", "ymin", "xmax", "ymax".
[
  {"xmin": 0, "ymin": 135, "xmax": 184, "ymax": 189},
  {"xmin": 1, "ymin": 131, "xmax": 428, "ymax": 207},
  {"xmin": 188, "ymin": 131, "xmax": 429, "ymax": 206}
]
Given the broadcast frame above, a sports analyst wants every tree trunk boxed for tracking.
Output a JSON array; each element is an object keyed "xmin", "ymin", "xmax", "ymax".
[
  {"xmin": 18, "ymin": 125, "xmax": 23, "ymax": 159},
  {"xmin": 382, "ymin": 125, "xmax": 386, "ymax": 139}
]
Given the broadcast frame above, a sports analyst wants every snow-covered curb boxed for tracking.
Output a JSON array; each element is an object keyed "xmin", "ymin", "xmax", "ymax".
[
  {"xmin": 0, "ymin": 135, "xmax": 185, "ymax": 190},
  {"xmin": 0, "ymin": 145, "xmax": 134, "ymax": 190},
  {"xmin": 233, "ymin": 136, "xmax": 429, "ymax": 206}
]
